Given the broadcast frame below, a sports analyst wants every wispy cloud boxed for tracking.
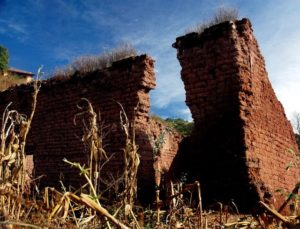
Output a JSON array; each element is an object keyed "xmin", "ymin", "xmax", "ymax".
[
  {"xmin": 0, "ymin": 19, "xmax": 28, "ymax": 36},
  {"xmin": 53, "ymin": 46, "xmax": 80, "ymax": 63},
  {"xmin": 7, "ymin": 21, "xmax": 27, "ymax": 34},
  {"xmin": 2, "ymin": 0, "xmax": 299, "ymax": 121}
]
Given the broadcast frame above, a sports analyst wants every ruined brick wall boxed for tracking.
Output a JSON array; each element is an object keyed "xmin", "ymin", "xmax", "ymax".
[
  {"xmin": 173, "ymin": 19, "xmax": 299, "ymax": 210},
  {"xmin": 0, "ymin": 55, "xmax": 181, "ymax": 203},
  {"xmin": 234, "ymin": 19, "xmax": 299, "ymax": 208}
]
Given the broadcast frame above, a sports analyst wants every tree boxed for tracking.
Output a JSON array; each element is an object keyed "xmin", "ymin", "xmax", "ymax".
[
  {"xmin": 165, "ymin": 118, "xmax": 194, "ymax": 137},
  {"xmin": 0, "ymin": 45, "xmax": 9, "ymax": 74},
  {"xmin": 292, "ymin": 113, "xmax": 300, "ymax": 150}
]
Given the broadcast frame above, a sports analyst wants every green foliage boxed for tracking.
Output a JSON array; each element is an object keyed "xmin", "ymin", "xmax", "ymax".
[
  {"xmin": 296, "ymin": 134, "xmax": 300, "ymax": 151},
  {"xmin": 292, "ymin": 113, "xmax": 300, "ymax": 150},
  {"xmin": 150, "ymin": 128, "xmax": 172, "ymax": 156},
  {"xmin": 0, "ymin": 45, "xmax": 9, "ymax": 73},
  {"xmin": 165, "ymin": 118, "xmax": 194, "ymax": 137},
  {"xmin": 151, "ymin": 115, "xmax": 194, "ymax": 137}
]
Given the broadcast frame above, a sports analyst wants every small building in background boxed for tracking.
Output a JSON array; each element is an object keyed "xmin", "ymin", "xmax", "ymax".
[
  {"xmin": 1, "ymin": 67, "xmax": 34, "ymax": 91},
  {"xmin": 7, "ymin": 67, "xmax": 34, "ymax": 82}
]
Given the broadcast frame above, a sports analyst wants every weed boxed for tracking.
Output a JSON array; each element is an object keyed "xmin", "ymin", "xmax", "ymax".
[
  {"xmin": 52, "ymin": 42, "xmax": 137, "ymax": 79},
  {"xmin": 186, "ymin": 6, "xmax": 239, "ymax": 34},
  {"xmin": 0, "ymin": 66, "xmax": 41, "ymax": 222},
  {"xmin": 47, "ymin": 100, "xmax": 141, "ymax": 228},
  {"xmin": 74, "ymin": 98, "xmax": 109, "ymax": 195},
  {"xmin": 117, "ymin": 102, "xmax": 139, "ymax": 210}
]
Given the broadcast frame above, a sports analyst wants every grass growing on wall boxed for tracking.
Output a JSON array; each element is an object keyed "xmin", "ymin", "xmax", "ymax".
[
  {"xmin": 52, "ymin": 42, "xmax": 137, "ymax": 79},
  {"xmin": 186, "ymin": 6, "xmax": 239, "ymax": 34}
]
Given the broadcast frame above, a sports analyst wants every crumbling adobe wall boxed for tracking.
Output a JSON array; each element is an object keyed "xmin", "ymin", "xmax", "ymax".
[
  {"xmin": 173, "ymin": 18, "xmax": 299, "ymax": 210},
  {"xmin": 0, "ymin": 55, "xmax": 181, "ymax": 202}
]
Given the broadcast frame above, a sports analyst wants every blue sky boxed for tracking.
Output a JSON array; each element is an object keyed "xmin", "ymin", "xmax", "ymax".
[{"xmin": 1, "ymin": 0, "xmax": 300, "ymax": 122}]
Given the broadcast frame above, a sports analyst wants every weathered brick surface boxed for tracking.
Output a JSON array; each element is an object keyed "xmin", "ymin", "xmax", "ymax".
[
  {"xmin": 173, "ymin": 18, "xmax": 299, "ymax": 210},
  {"xmin": 0, "ymin": 55, "xmax": 181, "ymax": 203}
]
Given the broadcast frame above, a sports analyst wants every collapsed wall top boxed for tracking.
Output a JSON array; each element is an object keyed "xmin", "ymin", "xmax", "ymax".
[{"xmin": 173, "ymin": 18, "xmax": 299, "ymax": 212}]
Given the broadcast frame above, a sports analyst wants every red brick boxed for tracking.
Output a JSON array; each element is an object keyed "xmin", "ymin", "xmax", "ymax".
[{"xmin": 173, "ymin": 18, "xmax": 299, "ymax": 212}]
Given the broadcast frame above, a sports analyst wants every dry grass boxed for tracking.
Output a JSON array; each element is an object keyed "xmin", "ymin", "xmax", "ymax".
[
  {"xmin": 118, "ymin": 102, "xmax": 140, "ymax": 210},
  {"xmin": 46, "ymin": 99, "xmax": 141, "ymax": 228},
  {"xmin": 0, "ymin": 67, "xmax": 41, "ymax": 225},
  {"xmin": 186, "ymin": 6, "xmax": 239, "ymax": 34},
  {"xmin": 52, "ymin": 42, "xmax": 137, "ymax": 80},
  {"xmin": 73, "ymin": 98, "xmax": 109, "ymax": 195}
]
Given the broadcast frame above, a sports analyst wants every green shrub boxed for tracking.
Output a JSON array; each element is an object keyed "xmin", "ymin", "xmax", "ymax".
[
  {"xmin": 0, "ymin": 45, "xmax": 9, "ymax": 74},
  {"xmin": 151, "ymin": 115, "xmax": 194, "ymax": 137},
  {"xmin": 165, "ymin": 118, "xmax": 194, "ymax": 137},
  {"xmin": 292, "ymin": 113, "xmax": 300, "ymax": 150},
  {"xmin": 296, "ymin": 133, "xmax": 300, "ymax": 151}
]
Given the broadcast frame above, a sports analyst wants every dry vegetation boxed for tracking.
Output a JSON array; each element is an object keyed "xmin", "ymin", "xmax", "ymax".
[
  {"xmin": 186, "ymin": 6, "xmax": 239, "ymax": 34},
  {"xmin": 0, "ymin": 69, "xmax": 299, "ymax": 228},
  {"xmin": 0, "ymin": 67, "xmax": 41, "ymax": 227},
  {"xmin": 0, "ymin": 74, "xmax": 298, "ymax": 228},
  {"xmin": 52, "ymin": 42, "xmax": 137, "ymax": 80}
]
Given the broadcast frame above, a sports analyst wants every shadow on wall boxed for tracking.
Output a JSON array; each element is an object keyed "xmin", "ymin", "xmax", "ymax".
[
  {"xmin": 171, "ymin": 18, "xmax": 299, "ymax": 212},
  {"xmin": 0, "ymin": 54, "xmax": 182, "ymax": 206}
]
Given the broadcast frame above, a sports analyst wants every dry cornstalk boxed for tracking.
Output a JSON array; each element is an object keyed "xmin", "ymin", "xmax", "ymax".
[
  {"xmin": 80, "ymin": 193, "xmax": 129, "ymax": 229},
  {"xmin": 0, "ymin": 66, "xmax": 41, "ymax": 220},
  {"xmin": 0, "ymin": 220, "xmax": 43, "ymax": 229},
  {"xmin": 195, "ymin": 181, "xmax": 203, "ymax": 229},
  {"xmin": 170, "ymin": 181, "xmax": 176, "ymax": 209},
  {"xmin": 74, "ymin": 98, "xmax": 108, "ymax": 195},
  {"xmin": 118, "ymin": 102, "xmax": 140, "ymax": 209},
  {"xmin": 166, "ymin": 181, "xmax": 203, "ymax": 228},
  {"xmin": 49, "ymin": 190, "xmax": 130, "ymax": 229},
  {"xmin": 278, "ymin": 183, "xmax": 300, "ymax": 214},
  {"xmin": 259, "ymin": 201, "xmax": 290, "ymax": 224},
  {"xmin": 49, "ymin": 100, "xmax": 141, "ymax": 228}
]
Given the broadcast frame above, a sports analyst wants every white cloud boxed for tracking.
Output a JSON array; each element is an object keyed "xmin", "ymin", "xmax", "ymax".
[
  {"xmin": 3, "ymin": 0, "xmax": 299, "ymax": 122},
  {"xmin": 116, "ymin": 18, "xmax": 191, "ymax": 112},
  {"xmin": 251, "ymin": 2, "xmax": 300, "ymax": 120},
  {"xmin": 178, "ymin": 108, "xmax": 192, "ymax": 122}
]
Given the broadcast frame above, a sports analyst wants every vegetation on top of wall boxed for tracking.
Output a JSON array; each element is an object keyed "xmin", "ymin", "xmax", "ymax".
[
  {"xmin": 186, "ymin": 6, "xmax": 239, "ymax": 34},
  {"xmin": 165, "ymin": 118, "xmax": 194, "ymax": 137},
  {"xmin": 52, "ymin": 42, "xmax": 137, "ymax": 80},
  {"xmin": 0, "ymin": 45, "xmax": 9, "ymax": 74},
  {"xmin": 151, "ymin": 115, "xmax": 194, "ymax": 137}
]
